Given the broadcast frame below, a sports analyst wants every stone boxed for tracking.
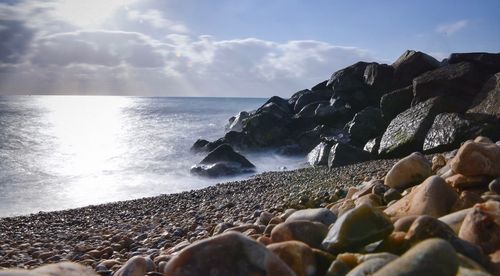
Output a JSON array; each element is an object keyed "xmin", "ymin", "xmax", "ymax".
[
  {"xmin": 242, "ymin": 110, "xmax": 292, "ymax": 148},
  {"xmin": 384, "ymin": 176, "xmax": 459, "ymax": 219},
  {"xmin": 322, "ymin": 204, "xmax": 394, "ymax": 254},
  {"xmin": 347, "ymin": 255, "xmax": 397, "ymax": 276},
  {"xmin": 391, "ymin": 50, "xmax": 440, "ymax": 88},
  {"xmin": 162, "ymin": 232, "xmax": 295, "ymax": 276},
  {"xmin": 384, "ymin": 152, "xmax": 432, "ymax": 190},
  {"xmin": 311, "ymin": 80, "xmax": 329, "ymax": 91},
  {"xmin": 115, "ymin": 256, "xmax": 154, "ymax": 276},
  {"xmin": 467, "ymin": 72, "xmax": 500, "ymax": 120},
  {"xmin": 267, "ymin": 241, "xmax": 316, "ymax": 276},
  {"xmin": 404, "ymin": 216, "xmax": 457, "ymax": 246},
  {"xmin": 294, "ymin": 90, "xmax": 333, "ymax": 113},
  {"xmin": 363, "ymin": 136, "xmax": 381, "ymax": 155},
  {"xmin": 345, "ymin": 107, "xmax": 386, "ymax": 146},
  {"xmin": 458, "ymin": 201, "xmax": 500, "ymax": 254},
  {"xmin": 449, "ymin": 140, "xmax": 500, "ymax": 177},
  {"xmin": 383, "ymin": 188, "xmax": 402, "ymax": 203},
  {"xmin": 259, "ymin": 96, "xmax": 292, "ymax": 114},
  {"xmin": 372, "ymin": 238, "xmax": 458, "ymax": 276},
  {"xmin": 363, "ymin": 63, "xmax": 395, "ymax": 94},
  {"xmin": 439, "ymin": 208, "xmax": 472, "ymax": 234},
  {"xmin": 432, "ymin": 154, "xmax": 447, "ymax": 172},
  {"xmin": 190, "ymin": 139, "xmax": 210, "ymax": 152},
  {"xmin": 0, "ymin": 262, "xmax": 98, "ymax": 276},
  {"xmin": 225, "ymin": 111, "xmax": 250, "ymax": 132},
  {"xmin": 379, "ymin": 96, "xmax": 467, "ymax": 157},
  {"xmin": 271, "ymin": 220, "xmax": 329, "ymax": 249},
  {"xmin": 307, "ymin": 142, "xmax": 333, "ymax": 167},
  {"xmin": 285, "ymin": 208, "xmax": 337, "ymax": 226},
  {"xmin": 379, "ymin": 85, "xmax": 413, "ymax": 123},
  {"xmin": 448, "ymin": 52, "xmax": 500, "ymax": 74},
  {"xmin": 328, "ymin": 143, "xmax": 373, "ymax": 168},
  {"xmin": 445, "ymin": 174, "xmax": 490, "ymax": 189},
  {"xmin": 354, "ymin": 194, "xmax": 382, "ymax": 207},
  {"xmin": 489, "ymin": 178, "xmax": 500, "ymax": 194},
  {"xmin": 190, "ymin": 144, "xmax": 255, "ymax": 177},
  {"xmin": 412, "ymin": 62, "xmax": 484, "ymax": 105},
  {"xmin": 394, "ymin": 215, "xmax": 419, "ymax": 232},
  {"xmin": 311, "ymin": 249, "xmax": 335, "ymax": 276},
  {"xmin": 296, "ymin": 102, "xmax": 327, "ymax": 118}
]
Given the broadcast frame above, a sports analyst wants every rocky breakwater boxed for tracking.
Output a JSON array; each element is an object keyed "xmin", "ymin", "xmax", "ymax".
[
  {"xmin": 191, "ymin": 51, "xmax": 500, "ymax": 177},
  {"xmin": 3, "ymin": 136, "xmax": 500, "ymax": 275}
]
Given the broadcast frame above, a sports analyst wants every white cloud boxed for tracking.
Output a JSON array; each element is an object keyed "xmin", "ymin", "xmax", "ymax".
[
  {"xmin": 128, "ymin": 9, "xmax": 188, "ymax": 33},
  {"xmin": 436, "ymin": 20, "xmax": 468, "ymax": 36}
]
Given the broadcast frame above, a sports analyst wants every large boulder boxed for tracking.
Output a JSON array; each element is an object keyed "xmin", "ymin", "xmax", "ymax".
[
  {"xmin": 345, "ymin": 107, "xmax": 385, "ymax": 146},
  {"xmin": 448, "ymin": 52, "xmax": 500, "ymax": 74},
  {"xmin": 391, "ymin": 50, "xmax": 440, "ymax": 88},
  {"xmin": 328, "ymin": 143, "xmax": 373, "ymax": 168},
  {"xmin": 307, "ymin": 142, "xmax": 333, "ymax": 167},
  {"xmin": 363, "ymin": 63, "xmax": 395, "ymax": 96},
  {"xmin": 226, "ymin": 111, "xmax": 250, "ymax": 132},
  {"xmin": 412, "ymin": 61, "xmax": 485, "ymax": 105},
  {"xmin": 467, "ymin": 72, "xmax": 500, "ymax": 120},
  {"xmin": 423, "ymin": 113, "xmax": 500, "ymax": 153},
  {"xmin": 163, "ymin": 232, "xmax": 295, "ymax": 276},
  {"xmin": 294, "ymin": 90, "xmax": 333, "ymax": 113},
  {"xmin": 314, "ymin": 99, "xmax": 354, "ymax": 127},
  {"xmin": 296, "ymin": 126, "xmax": 347, "ymax": 154},
  {"xmin": 288, "ymin": 89, "xmax": 311, "ymax": 108},
  {"xmin": 379, "ymin": 85, "xmax": 413, "ymax": 123},
  {"xmin": 190, "ymin": 144, "xmax": 255, "ymax": 177},
  {"xmin": 378, "ymin": 96, "xmax": 468, "ymax": 157},
  {"xmin": 259, "ymin": 96, "xmax": 291, "ymax": 114},
  {"xmin": 242, "ymin": 110, "xmax": 292, "ymax": 148}
]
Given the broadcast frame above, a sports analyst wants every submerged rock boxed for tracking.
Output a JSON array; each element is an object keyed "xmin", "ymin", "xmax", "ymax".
[
  {"xmin": 190, "ymin": 144, "xmax": 255, "ymax": 177},
  {"xmin": 162, "ymin": 232, "xmax": 295, "ymax": 276},
  {"xmin": 322, "ymin": 204, "xmax": 393, "ymax": 254}
]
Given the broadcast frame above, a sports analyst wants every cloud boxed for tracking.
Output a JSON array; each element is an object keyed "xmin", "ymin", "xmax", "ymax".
[
  {"xmin": 128, "ymin": 9, "xmax": 188, "ymax": 33},
  {"xmin": 436, "ymin": 20, "xmax": 468, "ymax": 36}
]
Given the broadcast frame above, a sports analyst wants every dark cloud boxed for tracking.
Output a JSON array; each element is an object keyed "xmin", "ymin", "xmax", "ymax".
[{"xmin": 0, "ymin": 20, "xmax": 35, "ymax": 64}]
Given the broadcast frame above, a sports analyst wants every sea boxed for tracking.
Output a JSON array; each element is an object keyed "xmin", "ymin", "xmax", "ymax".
[{"xmin": 0, "ymin": 96, "xmax": 306, "ymax": 217}]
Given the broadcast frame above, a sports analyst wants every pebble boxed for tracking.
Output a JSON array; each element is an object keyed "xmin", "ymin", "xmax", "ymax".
[
  {"xmin": 450, "ymin": 141, "xmax": 500, "ymax": 177},
  {"xmin": 271, "ymin": 220, "xmax": 328, "ymax": 249},
  {"xmin": 114, "ymin": 256, "xmax": 154, "ymax": 276},
  {"xmin": 489, "ymin": 178, "xmax": 500, "ymax": 194},
  {"xmin": 384, "ymin": 152, "xmax": 432, "ymax": 190},
  {"xmin": 373, "ymin": 238, "xmax": 459, "ymax": 276},
  {"xmin": 458, "ymin": 201, "xmax": 500, "ymax": 254},
  {"xmin": 322, "ymin": 204, "xmax": 393, "ymax": 254},
  {"xmin": 267, "ymin": 241, "xmax": 316, "ymax": 276},
  {"xmin": 285, "ymin": 208, "xmax": 337, "ymax": 226}
]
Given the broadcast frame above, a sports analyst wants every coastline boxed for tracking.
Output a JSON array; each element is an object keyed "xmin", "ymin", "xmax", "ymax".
[{"xmin": 0, "ymin": 158, "xmax": 396, "ymax": 269}]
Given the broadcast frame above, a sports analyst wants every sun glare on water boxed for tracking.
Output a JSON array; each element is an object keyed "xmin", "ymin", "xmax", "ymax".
[{"xmin": 51, "ymin": 0, "xmax": 136, "ymax": 28}]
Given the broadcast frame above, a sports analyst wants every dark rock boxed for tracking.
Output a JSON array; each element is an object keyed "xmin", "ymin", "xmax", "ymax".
[
  {"xmin": 266, "ymin": 241, "xmax": 317, "ymax": 276},
  {"xmin": 391, "ymin": 50, "xmax": 440, "ymax": 88},
  {"xmin": 191, "ymin": 139, "xmax": 209, "ymax": 153},
  {"xmin": 294, "ymin": 90, "xmax": 332, "ymax": 113},
  {"xmin": 307, "ymin": 142, "xmax": 333, "ymax": 167},
  {"xmin": 328, "ymin": 143, "xmax": 373, "ymax": 168},
  {"xmin": 322, "ymin": 204, "xmax": 394, "ymax": 254},
  {"xmin": 363, "ymin": 63, "xmax": 395, "ymax": 95},
  {"xmin": 378, "ymin": 96, "xmax": 468, "ymax": 157},
  {"xmin": 314, "ymin": 99, "xmax": 354, "ymax": 127},
  {"xmin": 242, "ymin": 111, "xmax": 292, "ymax": 148},
  {"xmin": 296, "ymin": 126, "xmax": 346, "ymax": 154},
  {"xmin": 379, "ymin": 85, "xmax": 413, "ymax": 122},
  {"xmin": 372, "ymin": 238, "xmax": 458, "ymax": 276},
  {"xmin": 467, "ymin": 72, "xmax": 500, "ymax": 120},
  {"xmin": 364, "ymin": 137, "xmax": 381, "ymax": 155},
  {"xmin": 448, "ymin": 52, "xmax": 500, "ymax": 74},
  {"xmin": 412, "ymin": 61, "xmax": 485, "ymax": 105},
  {"xmin": 225, "ymin": 111, "xmax": 250, "ymax": 132},
  {"xmin": 288, "ymin": 89, "xmax": 311, "ymax": 108},
  {"xmin": 296, "ymin": 101, "xmax": 327, "ymax": 118},
  {"xmin": 311, "ymin": 80, "xmax": 328, "ymax": 91},
  {"xmin": 490, "ymin": 178, "xmax": 500, "ymax": 194},
  {"xmin": 115, "ymin": 256, "xmax": 154, "ymax": 276},
  {"xmin": 259, "ymin": 96, "xmax": 291, "ymax": 114},
  {"xmin": 190, "ymin": 144, "xmax": 255, "ymax": 177},
  {"xmin": 345, "ymin": 107, "xmax": 385, "ymax": 146},
  {"xmin": 162, "ymin": 232, "xmax": 295, "ymax": 276},
  {"xmin": 423, "ymin": 113, "xmax": 500, "ymax": 153}
]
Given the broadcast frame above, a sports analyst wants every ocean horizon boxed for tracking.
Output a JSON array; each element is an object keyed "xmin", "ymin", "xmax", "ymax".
[{"xmin": 0, "ymin": 95, "xmax": 305, "ymax": 217}]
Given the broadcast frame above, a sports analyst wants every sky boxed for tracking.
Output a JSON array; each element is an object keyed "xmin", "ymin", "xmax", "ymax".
[{"xmin": 0, "ymin": 0, "xmax": 499, "ymax": 97}]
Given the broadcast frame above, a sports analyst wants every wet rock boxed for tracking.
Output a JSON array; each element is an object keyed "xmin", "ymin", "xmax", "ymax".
[
  {"xmin": 391, "ymin": 50, "xmax": 440, "ymax": 88},
  {"xmin": 322, "ymin": 204, "xmax": 393, "ymax": 254},
  {"xmin": 489, "ymin": 178, "xmax": 500, "ymax": 194},
  {"xmin": 285, "ymin": 208, "xmax": 337, "ymax": 226},
  {"xmin": 0, "ymin": 262, "xmax": 98, "ymax": 276},
  {"xmin": 467, "ymin": 72, "xmax": 500, "ymax": 120},
  {"xmin": 373, "ymin": 238, "xmax": 458, "ymax": 276},
  {"xmin": 190, "ymin": 139, "xmax": 210, "ymax": 153},
  {"xmin": 271, "ymin": 220, "xmax": 328, "ymax": 249},
  {"xmin": 450, "ymin": 140, "xmax": 500, "ymax": 177},
  {"xmin": 296, "ymin": 102, "xmax": 327, "ymax": 118},
  {"xmin": 379, "ymin": 85, "xmax": 413, "ymax": 123},
  {"xmin": 225, "ymin": 111, "xmax": 250, "ymax": 132},
  {"xmin": 363, "ymin": 137, "xmax": 381, "ymax": 155},
  {"xmin": 458, "ymin": 201, "xmax": 500, "ymax": 254},
  {"xmin": 307, "ymin": 142, "xmax": 333, "ymax": 167},
  {"xmin": 267, "ymin": 241, "xmax": 316, "ymax": 276},
  {"xmin": 384, "ymin": 152, "xmax": 431, "ymax": 190},
  {"xmin": 163, "ymin": 232, "xmax": 295, "ymax": 276},
  {"xmin": 412, "ymin": 62, "xmax": 484, "ymax": 105},
  {"xmin": 190, "ymin": 144, "xmax": 255, "ymax": 177},
  {"xmin": 328, "ymin": 143, "xmax": 373, "ymax": 168},
  {"xmin": 379, "ymin": 96, "xmax": 467, "ymax": 157},
  {"xmin": 384, "ymin": 176, "xmax": 459, "ymax": 219},
  {"xmin": 345, "ymin": 107, "xmax": 385, "ymax": 146},
  {"xmin": 114, "ymin": 256, "xmax": 154, "ymax": 276}
]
